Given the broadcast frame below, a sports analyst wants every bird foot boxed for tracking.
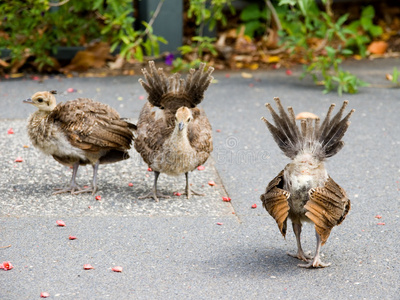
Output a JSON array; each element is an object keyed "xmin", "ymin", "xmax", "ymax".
[
  {"xmin": 287, "ymin": 250, "xmax": 312, "ymax": 262},
  {"xmin": 52, "ymin": 184, "xmax": 82, "ymax": 195},
  {"xmin": 73, "ymin": 186, "xmax": 98, "ymax": 195},
  {"xmin": 139, "ymin": 191, "xmax": 170, "ymax": 202},
  {"xmin": 183, "ymin": 188, "xmax": 205, "ymax": 199},
  {"xmin": 298, "ymin": 255, "xmax": 331, "ymax": 268}
]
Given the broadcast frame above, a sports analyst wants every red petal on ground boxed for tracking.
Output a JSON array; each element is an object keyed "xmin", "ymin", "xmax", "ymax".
[
  {"xmin": 32, "ymin": 76, "xmax": 40, "ymax": 81},
  {"xmin": 216, "ymin": 222, "xmax": 223, "ymax": 225},
  {"xmin": 83, "ymin": 264, "xmax": 94, "ymax": 270},
  {"xmin": 375, "ymin": 215, "xmax": 382, "ymax": 219},
  {"xmin": 216, "ymin": 129, "xmax": 221, "ymax": 133},
  {"xmin": 40, "ymin": 292, "xmax": 50, "ymax": 298},
  {"xmin": 208, "ymin": 181, "xmax": 216, "ymax": 186},
  {"xmin": 95, "ymin": 195, "xmax": 101, "ymax": 201},
  {"xmin": 112, "ymin": 266, "xmax": 123, "ymax": 272},
  {"xmin": 7, "ymin": 128, "xmax": 14, "ymax": 134},
  {"xmin": 173, "ymin": 192, "xmax": 182, "ymax": 196},
  {"xmin": 139, "ymin": 95, "xmax": 145, "ymax": 100},
  {"xmin": 128, "ymin": 182, "xmax": 134, "ymax": 187},
  {"xmin": 286, "ymin": 69, "xmax": 293, "ymax": 75},
  {"xmin": 251, "ymin": 204, "xmax": 257, "ymax": 209},
  {"xmin": 222, "ymin": 197, "xmax": 231, "ymax": 202},
  {"xmin": 69, "ymin": 235, "xmax": 77, "ymax": 240},
  {"xmin": 2, "ymin": 261, "xmax": 13, "ymax": 270},
  {"xmin": 225, "ymin": 74, "xmax": 230, "ymax": 78},
  {"xmin": 56, "ymin": 220, "xmax": 66, "ymax": 227},
  {"xmin": 67, "ymin": 88, "xmax": 76, "ymax": 93},
  {"xmin": 249, "ymin": 83, "xmax": 254, "ymax": 87},
  {"xmin": 15, "ymin": 157, "xmax": 23, "ymax": 162},
  {"xmin": 197, "ymin": 165, "xmax": 205, "ymax": 171},
  {"xmin": 147, "ymin": 167, "xmax": 152, "ymax": 172},
  {"xmin": 377, "ymin": 222, "xmax": 385, "ymax": 225}
]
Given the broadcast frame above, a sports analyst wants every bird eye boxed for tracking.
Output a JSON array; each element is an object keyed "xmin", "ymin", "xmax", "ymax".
[
  {"xmin": 187, "ymin": 117, "xmax": 192, "ymax": 122},
  {"xmin": 37, "ymin": 98, "xmax": 43, "ymax": 103}
]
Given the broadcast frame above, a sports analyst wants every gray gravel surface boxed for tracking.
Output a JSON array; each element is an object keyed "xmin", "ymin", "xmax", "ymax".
[{"xmin": 0, "ymin": 58, "xmax": 399, "ymax": 299}]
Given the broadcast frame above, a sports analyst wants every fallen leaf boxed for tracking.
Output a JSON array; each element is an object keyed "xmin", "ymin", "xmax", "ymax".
[
  {"xmin": 208, "ymin": 181, "xmax": 216, "ymax": 186},
  {"xmin": 128, "ymin": 182, "xmax": 133, "ymax": 187},
  {"xmin": 40, "ymin": 292, "xmax": 50, "ymax": 298},
  {"xmin": 367, "ymin": 41, "xmax": 388, "ymax": 55},
  {"xmin": 111, "ymin": 266, "xmax": 123, "ymax": 272},
  {"xmin": 15, "ymin": 157, "xmax": 23, "ymax": 162},
  {"xmin": 7, "ymin": 128, "xmax": 14, "ymax": 134},
  {"xmin": 117, "ymin": 96, "xmax": 123, "ymax": 101},
  {"xmin": 296, "ymin": 112, "xmax": 319, "ymax": 120},
  {"xmin": 375, "ymin": 215, "xmax": 382, "ymax": 219},
  {"xmin": 377, "ymin": 222, "xmax": 385, "ymax": 225},
  {"xmin": 95, "ymin": 195, "xmax": 101, "ymax": 201},
  {"xmin": 251, "ymin": 204, "xmax": 257, "ymax": 209},
  {"xmin": 222, "ymin": 197, "xmax": 231, "ymax": 202},
  {"xmin": 1, "ymin": 261, "xmax": 13, "ymax": 270},
  {"xmin": 385, "ymin": 74, "xmax": 393, "ymax": 81},
  {"xmin": 83, "ymin": 264, "xmax": 94, "ymax": 270},
  {"xmin": 286, "ymin": 69, "xmax": 293, "ymax": 76},
  {"xmin": 216, "ymin": 222, "xmax": 223, "ymax": 225},
  {"xmin": 268, "ymin": 56, "xmax": 281, "ymax": 63},
  {"xmin": 197, "ymin": 166, "xmax": 205, "ymax": 171},
  {"xmin": 69, "ymin": 235, "xmax": 77, "ymax": 240},
  {"xmin": 23, "ymin": 145, "xmax": 29, "ymax": 148},
  {"xmin": 56, "ymin": 220, "xmax": 66, "ymax": 227},
  {"xmin": 10, "ymin": 73, "xmax": 24, "ymax": 78},
  {"xmin": 241, "ymin": 72, "xmax": 253, "ymax": 79},
  {"xmin": 249, "ymin": 63, "xmax": 259, "ymax": 70}
]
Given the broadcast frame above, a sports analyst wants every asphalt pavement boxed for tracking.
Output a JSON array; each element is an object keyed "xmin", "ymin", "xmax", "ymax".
[{"xmin": 0, "ymin": 58, "xmax": 399, "ymax": 299}]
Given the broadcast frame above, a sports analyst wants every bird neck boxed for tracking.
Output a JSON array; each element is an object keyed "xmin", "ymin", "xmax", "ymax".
[{"xmin": 170, "ymin": 125, "xmax": 191, "ymax": 149}]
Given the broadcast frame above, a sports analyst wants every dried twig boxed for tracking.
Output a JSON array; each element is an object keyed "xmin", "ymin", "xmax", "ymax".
[
  {"xmin": 48, "ymin": 0, "xmax": 70, "ymax": 7},
  {"xmin": 0, "ymin": 245, "xmax": 11, "ymax": 249},
  {"xmin": 266, "ymin": 0, "xmax": 282, "ymax": 31}
]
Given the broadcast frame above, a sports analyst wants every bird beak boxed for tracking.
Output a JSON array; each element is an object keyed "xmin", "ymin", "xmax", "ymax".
[
  {"xmin": 23, "ymin": 98, "xmax": 33, "ymax": 104},
  {"xmin": 178, "ymin": 121, "xmax": 184, "ymax": 131}
]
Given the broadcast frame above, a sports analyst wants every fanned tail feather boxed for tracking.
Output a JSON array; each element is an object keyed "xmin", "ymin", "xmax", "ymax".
[{"xmin": 261, "ymin": 97, "xmax": 354, "ymax": 161}]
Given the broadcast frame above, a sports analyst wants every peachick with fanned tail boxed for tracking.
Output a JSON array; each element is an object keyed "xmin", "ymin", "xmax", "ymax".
[
  {"xmin": 260, "ymin": 97, "xmax": 354, "ymax": 268},
  {"xmin": 135, "ymin": 61, "xmax": 214, "ymax": 201}
]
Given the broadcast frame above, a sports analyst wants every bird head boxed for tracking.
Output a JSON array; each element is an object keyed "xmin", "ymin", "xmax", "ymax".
[
  {"xmin": 23, "ymin": 90, "xmax": 57, "ymax": 112},
  {"xmin": 175, "ymin": 107, "xmax": 192, "ymax": 132}
]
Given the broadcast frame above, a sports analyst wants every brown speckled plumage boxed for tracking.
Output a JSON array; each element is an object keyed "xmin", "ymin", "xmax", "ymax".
[
  {"xmin": 260, "ymin": 97, "xmax": 353, "ymax": 268},
  {"xmin": 135, "ymin": 61, "xmax": 213, "ymax": 201},
  {"xmin": 24, "ymin": 91, "xmax": 135, "ymax": 195}
]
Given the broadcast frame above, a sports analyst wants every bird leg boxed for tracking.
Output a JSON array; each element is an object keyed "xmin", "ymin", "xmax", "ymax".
[
  {"xmin": 287, "ymin": 223, "xmax": 312, "ymax": 262},
  {"xmin": 139, "ymin": 171, "xmax": 170, "ymax": 202},
  {"xmin": 182, "ymin": 172, "xmax": 204, "ymax": 199},
  {"xmin": 52, "ymin": 162, "xmax": 82, "ymax": 195},
  {"xmin": 298, "ymin": 230, "xmax": 331, "ymax": 268},
  {"xmin": 74, "ymin": 161, "xmax": 99, "ymax": 195}
]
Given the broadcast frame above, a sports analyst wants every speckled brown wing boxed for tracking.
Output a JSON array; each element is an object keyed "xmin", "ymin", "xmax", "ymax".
[
  {"xmin": 305, "ymin": 176, "xmax": 351, "ymax": 245},
  {"xmin": 188, "ymin": 108, "xmax": 213, "ymax": 167},
  {"xmin": 50, "ymin": 98, "xmax": 134, "ymax": 153},
  {"xmin": 260, "ymin": 170, "xmax": 290, "ymax": 237},
  {"xmin": 134, "ymin": 102, "xmax": 174, "ymax": 166}
]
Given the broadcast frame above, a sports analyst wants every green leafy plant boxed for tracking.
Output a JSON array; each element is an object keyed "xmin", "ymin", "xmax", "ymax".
[
  {"xmin": 239, "ymin": 3, "xmax": 268, "ymax": 37},
  {"xmin": 344, "ymin": 5, "xmax": 383, "ymax": 57},
  {"xmin": 173, "ymin": 0, "xmax": 233, "ymax": 72},
  {"xmin": 278, "ymin": 0, "xmax": 370, "ymax": 95},
  {"xmin": 0, "ymin": 0, "xmax": 166, "ymax": 72}
]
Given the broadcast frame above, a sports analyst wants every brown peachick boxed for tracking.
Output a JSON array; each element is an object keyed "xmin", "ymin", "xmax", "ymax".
[
  {"xmin": 24, "ymin": 90, "xmax": 135, "ymax": 195},
  {"xmin": 135, "ymin": 61, "xmax": 214, "ymax": 201},
  {"xmin": 260, "ymin": 97, "xmax": 354, "ymax": 268}
]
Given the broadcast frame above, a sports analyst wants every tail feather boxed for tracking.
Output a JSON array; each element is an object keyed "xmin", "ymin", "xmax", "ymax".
[
  {"xmin": 139, "ymin": 61, "xmax": 214, "ymax": 111},
  {"xmin": 262, "ymin": 97, "xmax": 354, "ymax": 161}
]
